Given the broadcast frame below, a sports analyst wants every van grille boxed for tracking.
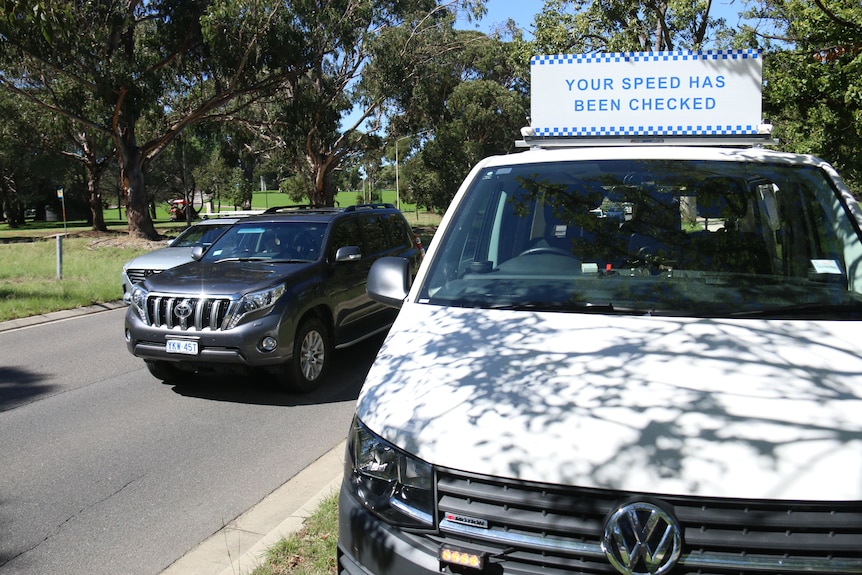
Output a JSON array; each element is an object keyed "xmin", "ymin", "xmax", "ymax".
[
  {"xmin": 144, "ymin": 295, "xmax": 235, "ymax": 331},
  {"xmin": 434, "ymin": 469, "xmax": 862, "ymax": 574}
]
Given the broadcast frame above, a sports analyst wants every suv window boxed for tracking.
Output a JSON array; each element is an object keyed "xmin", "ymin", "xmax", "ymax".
[
  {"xmin": 202, "ymin": 221, "xmax": 325, "ymax": 261},
  {"xmin": 359, "ymin": 215, "xmax": 388, "ymax": 255},
  {"xmin": 329, "ymin": 219, "xmax": 362, "ymax": 260},
  {"xmin": 383, "ymin": 213, "xmax": 412, "ymax": 250}
]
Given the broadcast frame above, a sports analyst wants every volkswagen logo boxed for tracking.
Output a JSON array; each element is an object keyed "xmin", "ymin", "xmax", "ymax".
[
  {"xmin": 174, "ymin": 300, "xmax": 194, "ymax": 319},
  {"xmin": 601, "ymin": 501, "xmax": 682, "ymax": 575}
]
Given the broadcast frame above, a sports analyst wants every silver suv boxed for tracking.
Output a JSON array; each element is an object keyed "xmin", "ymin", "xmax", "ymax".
[{"xmin": 124, "ymin": 204, "xmax": 422, "ymax": 392}]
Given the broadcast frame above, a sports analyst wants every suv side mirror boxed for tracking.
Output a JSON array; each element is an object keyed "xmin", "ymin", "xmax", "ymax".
[
  {"xmin": 367, "ymin": 257, "xmax": 411, "ymax": 309},
  {"xmin": 335, "ymin": 246, "xmax": 362, "ymax": 262},
  {"xmin": 191, "ymin": 246, "xmax": 205, "ymax": 261}
]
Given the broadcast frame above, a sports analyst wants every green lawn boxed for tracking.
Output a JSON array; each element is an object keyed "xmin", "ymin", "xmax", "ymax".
[{"xmin": 0, "ymin": 190, "xmax": 440, "ymax": 323}]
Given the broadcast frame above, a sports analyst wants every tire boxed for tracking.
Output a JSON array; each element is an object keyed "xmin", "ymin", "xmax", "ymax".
[
  {"xmin": 145, "ymin": 360, "xmax": 186, "ymax": 383},
  {"xmin": 284, "ymin": 317, "xmax": 331, "ymax": 393}
]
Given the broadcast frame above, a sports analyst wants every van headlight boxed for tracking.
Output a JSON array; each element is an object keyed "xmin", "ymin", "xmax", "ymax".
[
  {"xmin": 225, "ymin": 284, "xmax": 286, "ymax": 329},
  {"xmin": 345, "ymin": 417, "xmax": 434, "ymax": 528}
]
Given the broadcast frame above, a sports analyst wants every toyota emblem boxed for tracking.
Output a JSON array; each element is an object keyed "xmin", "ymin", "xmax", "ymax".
[
  {"xmin": 601, "ymin": 501, "xmax": 682, "ymax": 575},
  {"xmin": 174, "ymin": 300, "xmax": 193, "ymax": 319}
]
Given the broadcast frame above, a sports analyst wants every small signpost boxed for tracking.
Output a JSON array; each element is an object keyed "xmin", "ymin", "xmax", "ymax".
[{"xmin": 56, "ymin": 187, "xmax": 66, "ymax": 279}]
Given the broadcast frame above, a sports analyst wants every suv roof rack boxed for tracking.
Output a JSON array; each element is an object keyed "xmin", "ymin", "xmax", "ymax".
[
  {"xmin": 343, "ymin": 203, "xmax": 395, "ymax": 212},
  {"xmin": 262, "ymin": 205, "xmax": 342, "ymax": 214},
  {"xmin": 261, "ymin": 203, "xmax": 396, "ymax": 215}
]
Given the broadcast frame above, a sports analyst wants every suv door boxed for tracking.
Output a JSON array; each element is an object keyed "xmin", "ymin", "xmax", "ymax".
[{"xmin": 328, "ymin": 216, "xmax": 379, "ymax": 345}]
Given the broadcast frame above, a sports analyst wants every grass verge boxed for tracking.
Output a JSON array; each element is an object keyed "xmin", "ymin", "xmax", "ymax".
[
  {"xmin": 0, "ymin": 213, "xmax": 440, "ymax": 324},
  {"xmin": 250, "ymin": 493, "xmax": 339, "ymax": 575},
  {"xmin": 0, "ymin": 235, "xmax": 154, "ymax": 322}
]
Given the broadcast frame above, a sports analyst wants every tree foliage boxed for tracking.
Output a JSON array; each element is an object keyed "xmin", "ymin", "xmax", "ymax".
[
  {"xmin": 741, "ymin": 0, "xmax": 862, "ymax": 195},
  {"xmin": 529, "ymin": 0, "xmax": 730, "ymax": 56},
  {"xmin": 0, "ymin": 0, "xmax": 308, "ymax": 238}
]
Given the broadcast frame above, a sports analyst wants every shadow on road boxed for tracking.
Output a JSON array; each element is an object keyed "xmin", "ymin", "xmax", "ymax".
[
  {"xmin": 168, "ymin": 333, "xmax": 386, "ymax": 406},
  {"xmin": 0, "ymin": 367, "xmax": 58, "ymax": 413}
]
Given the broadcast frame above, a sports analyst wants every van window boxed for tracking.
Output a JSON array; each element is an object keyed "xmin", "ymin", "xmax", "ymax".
[{"xmin": 420, "ymin": 159, "xmax": 862, "ymax": 318}]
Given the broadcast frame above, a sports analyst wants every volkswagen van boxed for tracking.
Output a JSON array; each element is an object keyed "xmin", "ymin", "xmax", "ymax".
[{"xmin": 337, "ymin": 50, "xmax": 862, "ymax": 575}]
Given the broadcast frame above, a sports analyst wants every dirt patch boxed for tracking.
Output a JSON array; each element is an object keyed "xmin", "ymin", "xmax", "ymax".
[{"xmin": 69, "ymin": 230, "xmax": 167, "ymax": 250}]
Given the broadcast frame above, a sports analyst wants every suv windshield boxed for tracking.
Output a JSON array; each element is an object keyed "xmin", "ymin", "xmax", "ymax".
[
  {"xmin": 420, "ymin": 158, "xmax": 862, "ymax": 318},
  {"xmin": 204, "ymin": 221, "xmax": 326, "ymax": 262}
]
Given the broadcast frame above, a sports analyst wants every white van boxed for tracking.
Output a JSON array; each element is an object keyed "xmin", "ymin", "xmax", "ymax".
[{"xmin": 338, "ymin": 51, "xmax": 862, "ymax": 575}]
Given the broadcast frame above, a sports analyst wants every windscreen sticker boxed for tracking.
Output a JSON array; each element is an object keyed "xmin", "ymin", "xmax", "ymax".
[{"xmin": 811, "ymin": 259, "xmax": 842, "ymax": 274}]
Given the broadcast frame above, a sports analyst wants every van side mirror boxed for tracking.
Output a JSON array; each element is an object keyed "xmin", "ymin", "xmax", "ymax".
[
  {"xmin": 191, "ymin": 246, "xmax": 205, "ymax": 261},
  {"xmin": 367, "ymin": 257, "xmax": 411, "ymax": 309}
]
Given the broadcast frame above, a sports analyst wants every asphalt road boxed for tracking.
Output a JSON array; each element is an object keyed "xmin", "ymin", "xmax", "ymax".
[{"xmin": 0, "ymin": 306, "xmax": 376, "ymax": 575}]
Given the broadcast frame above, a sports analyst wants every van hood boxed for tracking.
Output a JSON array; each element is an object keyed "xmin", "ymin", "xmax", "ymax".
[{"xmin": 356, "ymin": 303, "xmax": 862, "ymax": 501}]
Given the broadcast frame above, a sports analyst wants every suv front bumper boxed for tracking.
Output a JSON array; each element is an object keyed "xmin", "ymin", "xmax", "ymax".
[{"xmin": 124, "ymin": 307, "xmax": 294, "ymax": 369}]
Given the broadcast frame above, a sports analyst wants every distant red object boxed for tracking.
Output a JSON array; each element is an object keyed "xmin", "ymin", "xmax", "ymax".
[{"xmin": 168, "ymin": 199, "xmax": 197, "ymax": 222}]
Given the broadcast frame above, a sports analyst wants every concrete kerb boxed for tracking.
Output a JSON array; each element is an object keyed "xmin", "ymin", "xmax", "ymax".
[{"xmin": 0, "ymin": 301, "xmax": 128, "ymax": 332}]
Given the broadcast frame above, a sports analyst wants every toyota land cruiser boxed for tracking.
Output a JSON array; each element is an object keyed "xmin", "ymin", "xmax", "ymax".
[{"xmin": 124, "ymin": 204, "xmax": 422, "ymax": 392}]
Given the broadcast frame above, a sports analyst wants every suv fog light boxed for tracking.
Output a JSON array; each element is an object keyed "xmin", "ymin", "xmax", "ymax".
[{"xmin": 260, "ymin": 336, "xmax": 278, "ymax": 352}]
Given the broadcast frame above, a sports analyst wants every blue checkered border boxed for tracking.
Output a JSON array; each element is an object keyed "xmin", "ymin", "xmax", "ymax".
[
  {"xmin": 533, "ymin": 125, "xmax": 760, "ymax": 136},
  {"xmin": 531, "ymin": 49, "xmax": 761, "ymax": 66}
]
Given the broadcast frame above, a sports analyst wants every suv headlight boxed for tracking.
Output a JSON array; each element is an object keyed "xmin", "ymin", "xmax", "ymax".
[
  {"xmin": 225, "ymin": 284, "xmax": 286, "ymax": 329},
  {"xmin": 345, "ymin": 417, "xmax": 434, "ymax": 529},
  {"xmin": 129, "ymin": 287, "xmax": 148, "ymax": 320}
]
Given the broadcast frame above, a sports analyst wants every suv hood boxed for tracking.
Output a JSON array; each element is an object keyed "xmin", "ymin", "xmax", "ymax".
[
  {"xmin": 142, "ymin": 260, "xmax": 315, "ymax": 295},
  {"xmin": 124, "ymin": 246, "xmax": 192, "ymax": 270},
  {"xmin": 357, "ymin": 304, "xmax": 862, "ymax": 501}
]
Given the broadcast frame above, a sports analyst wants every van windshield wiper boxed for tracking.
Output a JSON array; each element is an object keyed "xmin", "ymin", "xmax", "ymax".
[
  {"xmin": 729, "ymin": 302, "xmax": 862, "ymax": 319},
  {"xmin": 486, "ymin": 301, "xmax": 657, "ymax": 315}
]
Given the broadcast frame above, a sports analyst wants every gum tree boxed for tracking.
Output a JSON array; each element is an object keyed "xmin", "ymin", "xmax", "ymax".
[
  {"xmin": 0, "ymin": 0, "xmax": 307, "ymax": 238},
  {"xmin": 742, "ymin": 0, "xmax": 862, "ymax": 195}
]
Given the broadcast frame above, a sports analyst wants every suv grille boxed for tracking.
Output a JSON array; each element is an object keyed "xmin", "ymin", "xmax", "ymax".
[
  {"xmin": 126, "ymin": 268, "xmax": 157, "ymax": 285},
  {"xmin": 143, "ymin": 295, "xmax": 235, "ymax": 331},
  {"xmin": 434, "ymin": 469, "xmax": 862, "ymax": 574}
]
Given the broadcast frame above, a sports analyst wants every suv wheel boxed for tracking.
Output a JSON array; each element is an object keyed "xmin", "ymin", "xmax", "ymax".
[
  {"xmin": 285, "ymin": 317, "xmax": 331, "ymax": 393},
  {"xmin": 145, "ymin": 360, "xmax": 185, "ymax": 383}
]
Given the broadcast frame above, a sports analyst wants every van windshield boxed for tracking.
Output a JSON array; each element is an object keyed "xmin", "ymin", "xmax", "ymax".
[{"xmin": 419, "ymin": 158, "xmax": 862, "ymax": 319}]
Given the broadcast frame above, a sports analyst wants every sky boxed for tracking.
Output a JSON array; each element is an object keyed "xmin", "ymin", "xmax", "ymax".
[
  {"xmin": 459, "ymin": 0, "xmax": 747, "ymax": 40},
  {"xmin": 457, "ymin": 0, "xmax": 546, "ymax": 37}
]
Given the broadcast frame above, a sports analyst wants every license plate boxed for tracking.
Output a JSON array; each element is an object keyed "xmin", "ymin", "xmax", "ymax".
[{"xmin": 166, "ymin": 339, "xmax": 199, "ymax": 355}]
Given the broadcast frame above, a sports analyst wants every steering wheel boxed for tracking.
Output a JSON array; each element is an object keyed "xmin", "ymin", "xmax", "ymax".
[
  {"xmin": 293, "ymin": 231, "xmax": 316, "ymax": 259},
  {"xmin": 519, "ymin": 247, "xmax": 575, "ymax": 257}
]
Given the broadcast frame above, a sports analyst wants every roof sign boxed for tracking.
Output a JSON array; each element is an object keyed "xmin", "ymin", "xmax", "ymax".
[{"xmin": 530, "ymin": 50, "xmax": 763, "ymax": 138}]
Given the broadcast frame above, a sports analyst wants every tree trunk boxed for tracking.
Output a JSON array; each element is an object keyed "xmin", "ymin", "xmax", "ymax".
[
  {"xmin": 0, "ymin": 172, "xmax": 22, "ymax": 228},
  {"xmin": 308, "ymin": 153, "xmax": 336, "ymax": 207},
  {"xmin": 119, "ymin": 140, "xmax": 159, "ymax": 240},
  {"xmin": 79, "ymin": 133, "xmax": 108, "ymax": 232},
  {"xmin": 87, "ymin": 168, "xmax": 107, "ymax": 232}
]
